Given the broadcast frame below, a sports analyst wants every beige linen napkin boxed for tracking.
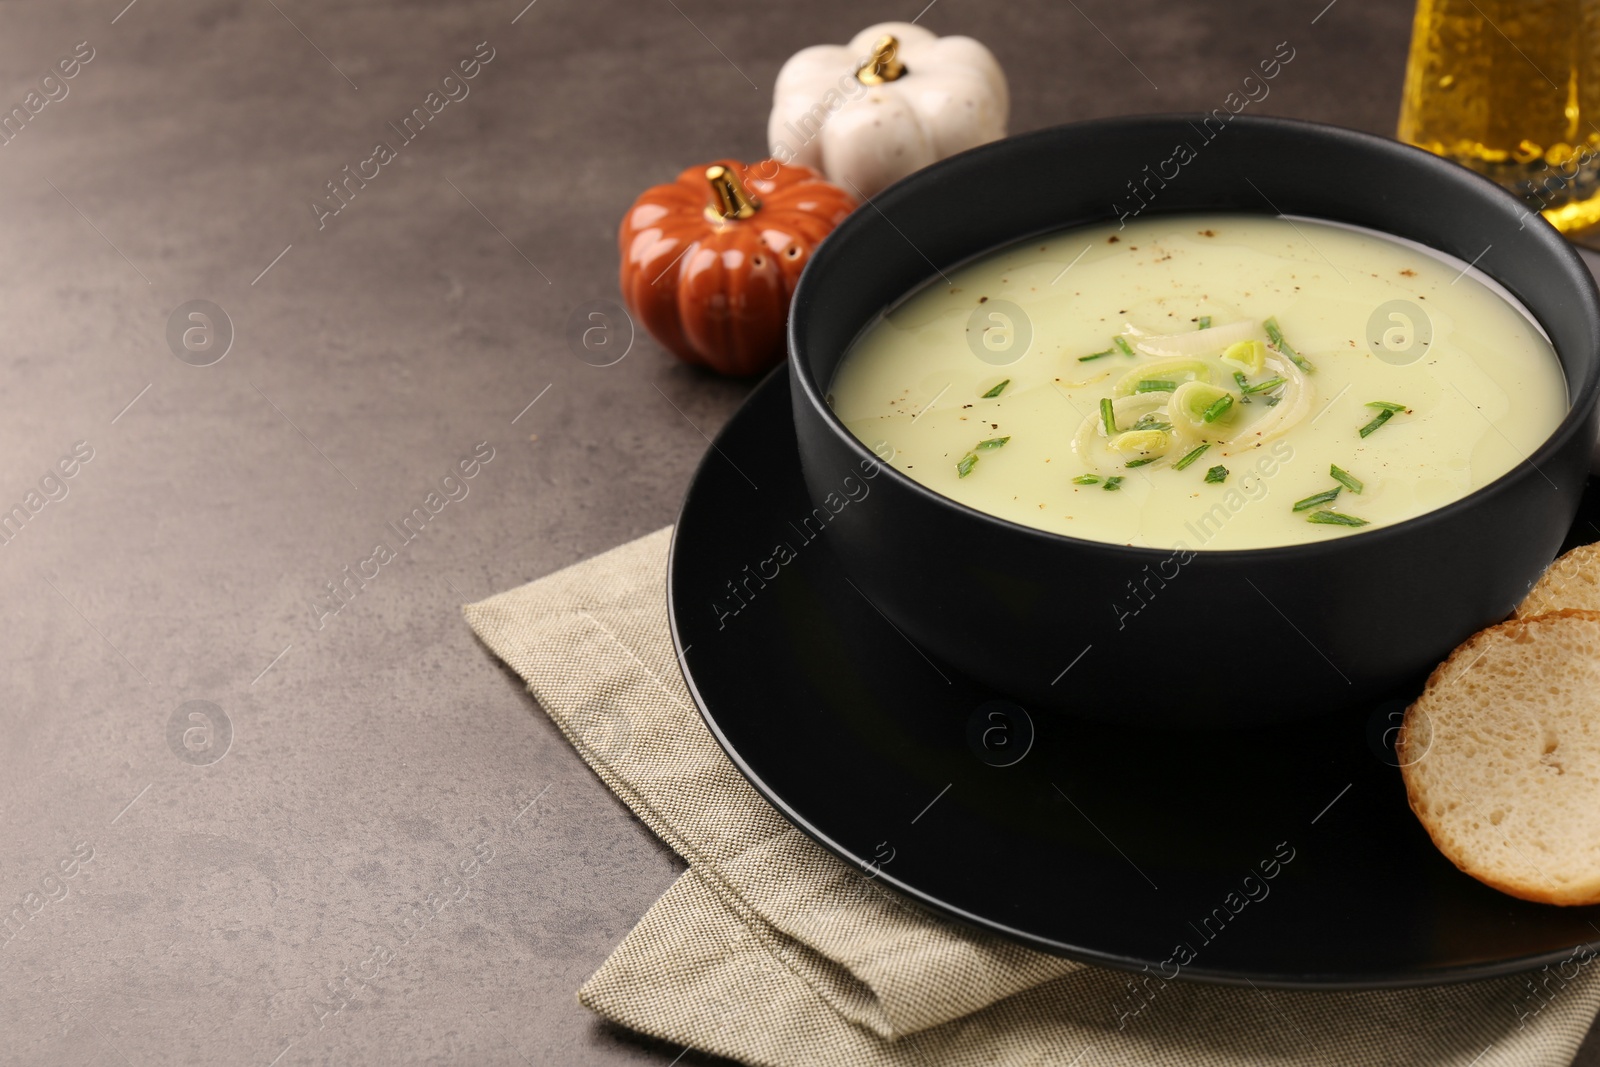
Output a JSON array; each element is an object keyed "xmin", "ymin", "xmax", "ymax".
[{"xmin": 464, "ymin": 526, "xmax": 1600, "ymax": 1066}]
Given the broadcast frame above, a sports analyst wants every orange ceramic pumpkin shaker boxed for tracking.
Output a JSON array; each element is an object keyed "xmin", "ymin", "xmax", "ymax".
[{"xmin": 618, "ymin": 159, "xmax": 855, "ymax": 376}]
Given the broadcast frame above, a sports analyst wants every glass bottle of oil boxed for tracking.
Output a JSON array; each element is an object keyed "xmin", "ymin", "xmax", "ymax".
[{"xmin": 1398, "ymin": 0, "xmax": 1600, "ymax": 238}]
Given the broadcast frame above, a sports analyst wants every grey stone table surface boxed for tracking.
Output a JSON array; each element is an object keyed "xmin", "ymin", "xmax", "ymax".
[{"xmin": 2, "ymin": 0, "xmax": 1598, "ymax": 1064}]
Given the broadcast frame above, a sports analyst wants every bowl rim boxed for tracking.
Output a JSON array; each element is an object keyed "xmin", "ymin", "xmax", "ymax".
[{"xmin": 787, "ymin": 112, "xmax": 1600, "ymax": 562}]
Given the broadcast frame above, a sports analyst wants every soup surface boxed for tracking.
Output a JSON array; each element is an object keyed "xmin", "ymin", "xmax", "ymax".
[{"xmin": 830, "ymin": 215, "xmax": 1568, "ymax": 550}]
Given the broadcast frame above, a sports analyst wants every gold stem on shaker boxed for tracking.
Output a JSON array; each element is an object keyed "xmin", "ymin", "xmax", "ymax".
[
  {"xmin": 705, "ymin": 165, "xmax": 760, "ymax": 221},
  {"xmin": 856, "ymin": 34, "xmax": 907, "ymax": 85}
]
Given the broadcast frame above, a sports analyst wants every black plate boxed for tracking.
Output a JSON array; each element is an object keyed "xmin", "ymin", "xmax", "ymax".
[{"xmin": 668, "ymin": 370, "xmax": 1600, "ymax": 989}]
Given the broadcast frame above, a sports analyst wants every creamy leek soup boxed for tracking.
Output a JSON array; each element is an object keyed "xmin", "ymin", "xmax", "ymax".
[{"xmin": 829, "ymin": 215, "xmax": 1568, "ymax": 550}]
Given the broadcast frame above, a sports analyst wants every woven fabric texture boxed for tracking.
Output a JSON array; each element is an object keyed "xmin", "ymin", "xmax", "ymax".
[{"xmin": 463, "ymin": 526, "xmax": 1600, "ymax": 1067}]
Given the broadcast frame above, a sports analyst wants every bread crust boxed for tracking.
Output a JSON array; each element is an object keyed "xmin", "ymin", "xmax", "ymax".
[
  {"xmin": 1515, "ymin": 543, "xmax": 1600, "ymax": 619},
  {"xmin": 1400, "ymin": 610, "xmax": 1600, "ymax": 906}
]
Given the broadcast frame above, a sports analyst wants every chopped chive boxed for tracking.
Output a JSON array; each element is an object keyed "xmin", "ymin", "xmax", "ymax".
[
  {"xmin": 1114, "ymin": 336, "xmax": 1136, "ymax": 357},
  {"xmin": 1204, "ymin": 465, "xmax": 1228, "ymax": 484},
  {"xmin": 1366, "ymin": 400, "xmax": 1407, "ymax": 413},
  {"xmin": 1358, "ymin": 409, "xmax": 1395, "ymax": 438},
  {"xmin": 975, "ymin": 436, "xmax": 1010, "ymax": 451},
  {"xmin": 1264, "ymin": 316, "xmax": 1313, "ymax": 372},
  {"xmin": 1100, "ymin": 397, "xmax": 1117, "ymax": 435},
  {"xmin": 982, "ymin": 379, "xmax": 1010, "ymax": 398},
  {"xmin": 1233, "ymin": 371, "xmax": 1248, "ymax": 391},
  {"xmin": 1292, "ymin": 487, "xmax": 1342, "ymax": 512},
  {"xmin": 1078, "ymin": 349, "xmax": 1116, "ymax": 362},
  {"xmin": 1197, "ymin": 315, "xmax": 1213, "ymax": 330},
  {"xmin": 1201, "ymin": 394, "xmax": 1234, "ymax": 423},
  {"xmin": 1130, "ymin": 414, "xmax": 1173, "ymax": 432},
  {"xmin": 1125, "ymin": 457, "xmax": 1157, "ymax": 468},
  {"xmin": 1102, "ymin": 476, "xmax": 1124, "ymax": 491},
  {"xmin": 1307, "ymin": 510, "xmax": 1369, "ymax": 527},
  {"xmin": 1173, "ymin": 443, "xmax": 1210, "ymax": 471},
  {"xmin": 1135, "ymin": 379, "xmax": 1178, "ymax": 393},
  {"xmin": 1072, "ymin": 474, "xmax": 1102, "ymax": 485},
  {"xmin": 1330, "ymin": 464, "xmax": 1364, "ymax": 494},
  {"xmin": 1241, "ymin": 375, "xmax": 1287, "ymax": 395},
  {"xmin": 1264, "ymin": 395, "xmax": 1283, "ymax": 406},
  {"xmin": 956, "ymin": 453, "xmax": 978, "ymax": 478}
]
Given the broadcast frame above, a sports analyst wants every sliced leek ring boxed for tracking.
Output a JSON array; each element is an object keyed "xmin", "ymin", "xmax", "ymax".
[
  {"xmin": 1109, "ymin": 429, "xmax": 1170, "ymax": 456},
  {"xmin": 1071, "ymin": 393, "xmax": 1168, "ymax": 471},
  {"xmin": 1221, "ymin": 340, "xmax": 1266, "ymax": 375},
  {"xmin": 1169, "ymin": 381, "xmax": 1236, "ymax": 431}
]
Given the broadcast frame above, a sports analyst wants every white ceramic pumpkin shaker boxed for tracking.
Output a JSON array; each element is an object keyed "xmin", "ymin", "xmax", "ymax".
[{"xmin": 767, "ymin": 22, "xmax": 1008, "ymax": 200}]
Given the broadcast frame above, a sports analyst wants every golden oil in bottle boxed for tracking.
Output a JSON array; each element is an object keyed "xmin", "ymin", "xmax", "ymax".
[{"xmin": 1398, "ymin": 0, "xmax": 1600, "ymax": 236}]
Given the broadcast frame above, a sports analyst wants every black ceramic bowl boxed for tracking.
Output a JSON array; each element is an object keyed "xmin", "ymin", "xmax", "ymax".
[{"xmin": 787, "ymin": 114, "xmax": 1600, "ymax": 729}]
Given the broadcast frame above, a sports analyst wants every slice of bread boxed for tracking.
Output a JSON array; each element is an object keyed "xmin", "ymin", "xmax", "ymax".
[
  {"xmin": 1400, "ymin": 610, "xmax": 1600, "ymax": 905},
  {"xmin": 1516, "ymin": 542, "xmax": 1600, "ymax": 618}
]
